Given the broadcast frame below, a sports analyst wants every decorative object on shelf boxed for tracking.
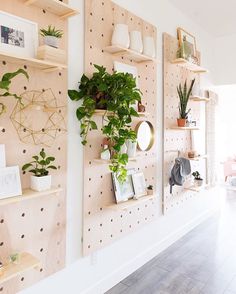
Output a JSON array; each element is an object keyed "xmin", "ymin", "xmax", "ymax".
[
  {"xmin": 132, "ymin": 171, "xmax": 147, "ymax": 199},
  {"xmin": 143, "ymin": 36, "xmax": 156, "ymax": 58},
  {"xmin": 22, "ymin": 148, "xmax": 57, "ymax": 192},
  {"xmin": 169, "ymin": 157, "xmax": 191, "ymax": 193},
  {"xmin": 192, "ymin": 171, "xmax": 203, "ymax": 187},
  {"xmin": 0, "ymin": 11, "xmax": 38, "ymax": 57},
  {"xmin": 0, "ymin": 166, "xmax": 22, "ymax": 199},
  {"xmin": 0, "ymin": 261, "xmax": 4, "ymax": 277},
  {"xmin": 129, "ymin": 30, "xmax": 143, "ymax": 53},
  {"xmin": 147, "ymin": 185, "xmax": 153, "ymax": 195},
  {"xmin": 37, "ymin": 45, "xmax": 66, "ymax": 63},
  {"xmin": 188, "ymin": 150, "xmax": 197, "ymax": 159},
  {"xmin": 135, "ymin": 121, "xmax": 154, "ymax": 151},
  {"xmin": 0, "ymin": 68, "xmax": 29, "ymax": 116},
  {"xmin": 9, "ymin": 253, "xmax": 20, "ymax": 265},
  {"xmin": 177, "ymin": 27, "xmax": 197, "ymax": 60},
  {"xmin": 177, "ymin": 79, "xmax": 195, "ymax": 127},
  {"xmin": 11, "ymin": 89, "xmax": 66, "ymax": 147},
  {"xmin": 126, "ymin": 139, "xmax": 137, "ymax": 157},
  {"xmin": 0, "ymin": 145, "xmax": 6, "ymax": 168},
  {"xmin": 191, "ymin": 82, "xmax": 200, "ymax": 97},
  {"xmin": 111, "ymin": 24, "xmax": 130, "ymax": 48},
  {"xmin": 68, "ymin": 64, "xmax": 141, "ymax": 182},
  {"xmin": 120, "ymin": 143, "xmax": 127, "ymax": 154},
  {"xmin": 111, "ymin": 169, "xmax": 135, "ymax": 203},
  {"xmin": 40, "ymin": 25, "xmax": 63, "ymax": 48},
  {"xmin": 138, "ymin": 101, "xmax": 146, "ymax": 113},
  {"xmin": 100, "ymin": 144, "xmax": 111, "ymax": 160}
]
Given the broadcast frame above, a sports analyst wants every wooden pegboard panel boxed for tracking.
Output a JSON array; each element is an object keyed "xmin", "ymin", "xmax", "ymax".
[
  {"xmin": 83, "ymin": 0, "xmax": 158, "ymax": 255},
  {"xmin": 163, "ymin": 33, "xmax": 207, "ymax": 214},
  {"xmin": 0, "ymin": 1, "xmax": 68, "ymax": 292}
]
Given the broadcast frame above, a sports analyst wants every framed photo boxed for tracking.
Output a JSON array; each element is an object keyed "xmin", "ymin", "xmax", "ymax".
[
  {"xmin": 112, "ymin": 169, "xmax": 135, "ymax": 203},
  {"xmin": 132, "ymin": 172, "xmax": 147, "ymax": 199},
  {"xmin": 0, "ymin": 11, "xmax": 38, "ymax": 58},
  {"xmin": 0, "ymin": 166, "xmax": 22, "ymax": 200},
  {"xmin": 177, "ymin": 27, "xmax": 197, "ymax": 58}
]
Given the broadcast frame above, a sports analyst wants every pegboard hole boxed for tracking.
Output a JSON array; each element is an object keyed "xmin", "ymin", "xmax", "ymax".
[
  {"xmin": 21, "ymin": 277, "xmax": 24, "ymax": 282},
  {"xmin": 40, "ymin": 248, "xmax": 44, "ymax": 252},
  {"xmin": 0, "ymin": 219, "xmax": 4, "ymax": 223},
  {"xmin": 0, "ymin": 242, "xmax": 3, "ymax": 246},
  {"xmin": 21, "ymin": 234, "xmax": 25, "ymax": 239},
  {"xmin": 0, "ymin": 287, "xmax": 3, "ymax": 291}
]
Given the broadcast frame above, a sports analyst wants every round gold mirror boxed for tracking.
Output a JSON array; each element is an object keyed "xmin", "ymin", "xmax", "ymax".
[{"xmin": 135, "ymin": 121, "xmax": 154, "ymax": 151}]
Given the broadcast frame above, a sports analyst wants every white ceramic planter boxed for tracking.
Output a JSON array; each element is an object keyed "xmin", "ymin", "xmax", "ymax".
[
  {"xmin": 44, "ymin": 36, "xmax": 59, "ymax": 48},
  {"xmin": 143, "ymin": 36, "xmax": 156, "ymax": 58},
  {"xmin": 194, "ymin": 179, "xmax": 203, "ymax": 187},
  {"xmin": 126, "ymin": 140, "xmax": 137, "ymax": 157},
  {"xmin": 111, "ymin": 24, "xmax": 130, "ymax": 48},
  {"xmin": 31, "ymin": 175, "xmax": 51, "ymax": 192},
  {"xmin": 129, "ymin": 31, "xmax": 143, "ymax": 53}
]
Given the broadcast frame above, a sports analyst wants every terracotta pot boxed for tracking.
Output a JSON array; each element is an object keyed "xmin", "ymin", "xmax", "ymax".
[{"xmin": 177, "ymin": 118, "xmax": 186, "ymax": 127}]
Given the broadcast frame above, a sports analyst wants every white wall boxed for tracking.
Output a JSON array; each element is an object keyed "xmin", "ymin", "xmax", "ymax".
[{"xmin": 20, "ymin": 1, "xmax": 218, "ymax": 294}]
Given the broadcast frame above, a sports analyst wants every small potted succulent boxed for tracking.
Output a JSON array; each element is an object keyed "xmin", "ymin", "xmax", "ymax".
[
  {"xmin": 147, "ymin": 185, "xmax": 153, "ymax": 195},
  {"xmin": 22, "ymin": 149, "xmax": 57, "ymax": 192},
  {"xmin": 40, "ymin": 25, "xmax": 63, "ymax": 48},
  {"xmin": 192, "ymin": 171, "xmax": 203, "ymax": 187}
]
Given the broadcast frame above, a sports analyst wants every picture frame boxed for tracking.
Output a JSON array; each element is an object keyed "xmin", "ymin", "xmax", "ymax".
[
  {"xmin": 132, "ymin": 172, "xmax": 147, "ymax": 199},
  {"xmin": 0, "ymin": 11, "xmax": 38, "ymax": 58},
  {"xmin": 0, "ymin": 166, "xmax": 22, "ymax": 200},
  {"xmin": 177, "ymin": 27, "xmax": 197, "ymax": 58},
  {"xmin": 112, "ymin": 169, "xmax": 135, "ymax": 203}
]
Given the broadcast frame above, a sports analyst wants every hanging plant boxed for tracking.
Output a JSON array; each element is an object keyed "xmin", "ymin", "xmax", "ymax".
[{"xmin": 68, "ymin": 64, "xmax": 141, "ymax": 182}]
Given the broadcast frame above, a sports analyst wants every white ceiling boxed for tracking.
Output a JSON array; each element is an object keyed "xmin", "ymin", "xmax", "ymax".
[{"xmin": 169, "ymin": 0, "xmax": 236, "ymax": 37}]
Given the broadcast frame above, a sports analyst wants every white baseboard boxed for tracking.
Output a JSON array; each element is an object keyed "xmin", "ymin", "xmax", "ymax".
[{"xmin": 83, "ymin": 208, "xmax": 217, "ymax": 294}]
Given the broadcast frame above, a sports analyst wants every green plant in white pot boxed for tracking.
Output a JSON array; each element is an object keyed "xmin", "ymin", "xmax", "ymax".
[
  {"xmin": 192, "ymin": 171, "xmax": 203, "ymax": 187},
  {"xmin": 40, "ymin": 25, "xmax": 63, "ymax": 48},
  {"xmin": 22, "ymin": 149, "xmax": 57, "ymax": 192}
]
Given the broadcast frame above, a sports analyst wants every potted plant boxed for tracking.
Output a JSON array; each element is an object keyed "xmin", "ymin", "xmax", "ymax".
[
  {"xmin": 192, "ymin": 171, "xmax": 204, "ymax": 187},
  {"xmin": 40, "ymin": 25, "xmax": 63, "ymax": 48},
  {"xmin": 22, "ymin": 149, "xmax": 57, "ymax": 192},
  {"xmin": 147, "ymin": 185, "xmax": 153, "ymax": 195},
  {"xmin": 0, "ymin": 68, "xmax": 29, "ymax": 116},
  {"xmin": 68, "ymin": 64, "xmax": 141, "ymax": 182},
  {"xmin": 177, "ymin": 79, "xmax": 195, "ymax": 127}
]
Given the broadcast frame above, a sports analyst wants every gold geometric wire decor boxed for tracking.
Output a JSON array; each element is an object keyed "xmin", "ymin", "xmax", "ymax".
[{"xmin": 10, "ymin": 89, "xmax": 67, "ymax": 147}]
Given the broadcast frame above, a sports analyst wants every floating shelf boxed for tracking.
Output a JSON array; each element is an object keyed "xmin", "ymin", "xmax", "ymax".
[
  {"xmin": 0, "ymin": 187, "xmax": 62, "ymax": 206},
  {"xmin": 170, "ymin": 126, "xmax": 200, "ymax": 131},
  {"xmin": 185, "ymin": 185, "xmax": 208, "ymax": 192},
  {"xmin": 171, "ymin": 58, "xmax": 208, "ymax": 73},
  {"xmin": 24, "ymin": 0, "xmax": 79, "ymax": 18},
  {"xmin": 104, "ymin": 45, "xmax": 157, "ymax": 63},
  {"xmin": 94, "ymin": 109, "xmax": 149, "ymax": 117},
  {"xmin": 190, "ymin": 96, "xmax": 210, "ymax": 102},
  {"xmin": 0, "ymin": 252, "xmax": 40, "ymax": 284},
  {"xmin": 188, "ymin": 155, "xmax": 208, "ymax": 161},
  {"xmin": 94, "ymin": 158, "xmax": 137, "ymax": 164},
  {"xmin": 0, "ymin": 51, "xmax": 67, "ymax": 72},
  {"xmin": 106, "ymin": 194, "xmax": 155, "ymax": 211}
]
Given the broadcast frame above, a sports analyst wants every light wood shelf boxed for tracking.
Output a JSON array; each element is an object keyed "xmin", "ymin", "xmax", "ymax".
[
  {"xmin": 106, "ymin": 194, "xmax": 155, "ymax": 211},
  {"xmin": 0, "ymin": 187, "xmax": 62, "ymax": 206},
  {"xmin": 104, "ymin": 45, "xmax": 157, "ymax": 63},
  {"xmin": 94, "ymin": 157, "xmax": 137, "ymax": 164},
  {"xmin": 0, "ymin": 51, "xmax": 67, "ymax": 72},
  {"xmin": 24, "ymin": 0, "xmax": 79, "ymax": 18},
  {"xmin": 94, "ymin": 109, "xmax": 149, "ymax": 117},
  {"xmin": 0, "ymin": 253, "xmax": 40, "ymax": 284},
  {"xmin": 190, "ymin": 96, "xmax": 210, "ymax": 102},
  {"xmin": 171, "ymin": 58, "xmax": 208, "ymax": 73},
  {"xmin": 184, "ymin": 185, "xmax": 209, "ymax": 192},
  {"xmin": 188, "ymin": 155, "xmax": 208, "ymax": 161},
  {"xmin": 170, "ymin": 126, "xmax": 200, "ymax": 131}
]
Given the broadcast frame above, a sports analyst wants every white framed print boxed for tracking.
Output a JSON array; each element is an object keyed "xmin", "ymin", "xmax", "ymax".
[
  {"xmin": 112, "ymin": 169, "xmax": 135, "ymax": 203},
  {"xmin": 0, "ymin": 144, "xmax": 6, "ymax": 168},
  {"xmin": 0, "ymin": 11, "xmax": 38, "ymax": 58},
  {"xmin": 132, "ymin": 172, "xmax": 147, "ymax": 199},
  {"xmin": 0, "ymin": 166, "xmax": 22, "ymax": 200}
]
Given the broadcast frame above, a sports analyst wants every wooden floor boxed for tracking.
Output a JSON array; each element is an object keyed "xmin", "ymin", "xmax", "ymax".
[{"xmin": 106, "ymin": 191, "xmax": 236, "ymax": 294}]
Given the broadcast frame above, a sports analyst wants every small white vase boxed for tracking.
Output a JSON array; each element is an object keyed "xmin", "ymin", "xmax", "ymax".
[
  {"xmin": 120, "ymin": 143, "xmax": 127, "ymax": 154},
  {"xmin": 31, "ymin": 175, "xmax": 51, "ymax": 192},
  {"xmin": 126, "ymin": 140, "xmax": 137, "ymax": 157},
  {"xmin": 44, "ymin": 36, "xmax": 59, "ymax": 48},
  {"xmin": 191, "ymin": 83, "xmax": 200, "ymax": 96},
  {"xmin": 129, "ymin": 31, "xmax": 143, "ymax": 53},
  {"xmin": 100, "ymin": 145, "xmax": 111, "ymax": 160},
  {"xmin": 111, "ymin": 24, "xmax": 130, "ymax": 48},
  {"xmin": 143, "ymin": 36, "xmax": 156, "ymax": 58}
]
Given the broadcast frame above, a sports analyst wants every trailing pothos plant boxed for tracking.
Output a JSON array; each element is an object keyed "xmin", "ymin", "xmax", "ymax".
[
  {"xmin": 0, "ymin": 68, "xmax": 29, "ymax": 116},
  {"xmin": 68, "ymin": 64, "xmax": 142, "ymax": 182}
]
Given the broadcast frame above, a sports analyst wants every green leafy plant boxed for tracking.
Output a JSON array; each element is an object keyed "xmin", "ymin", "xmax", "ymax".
[
  {"xmin": 192, "ymin": 171, "xmax": 202, "ymax": 180},
  {"xmin": 22, "ymin": 149, "xmax": 57, "ymax": 177},
  {"xmin": 0, "ymin": 68, "xmax": 29, "ymax": 115},
  {"xmin": 68, "ymin": 64, "xmax": 141, "ymax": 182},
  {"xmin": 177, "ymin": 79, "xmax": 195, "ymax": 119},
  {"xmin": 40, "ymin": 25, "xmax": 63, "ymax": 38}
]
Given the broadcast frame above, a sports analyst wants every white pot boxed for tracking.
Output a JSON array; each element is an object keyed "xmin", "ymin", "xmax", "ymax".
[
  {"xmin": 129, "ymin": 31, "xmax": 143, "ymax": 53},
  {"xmin": 44, "ymin": 36, "xmax": 59, "ymax": 48},
  {"xmin": 31, "ymin": 175, "xmax": 51, "ymax": 192},
  {"xmin": 143, "ymin": 36, "xmax": 156, "ymax": 58},
  {"xmin": 120, "ymin": 143, "xmax": 127, "ymax": 154},
  {"xmin": 126, "ymin": 140, "xmax": 137, "ymax": 157},
  {"xmin": 111, "ymin": 24, "xmax": 130, "ymax": 48},
  {"xmin": 194, "ymin": 179, "xmax": 203, "ymax": 187},
  {"xmin": 191, "ymin": 83, "xmax": 200, "ymax": 96}
]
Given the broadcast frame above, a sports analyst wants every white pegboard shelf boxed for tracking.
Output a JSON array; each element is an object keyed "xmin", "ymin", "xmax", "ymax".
[
  {"xmin": 189, "ymin": 155, "xmax": 208, "ymax": 161},
  {"xmin": 171, "ymin": 58, "xmax": 208, "ymax": 73},
  {"xmin": 0, "ymin": 252, "xmax": 40, "ymax": 284},
  {"xmin": 94, "ymin": 109, "xmax": 149, "ymax": 117},
  {"xmin": 170, "ymin": 126, "xmax": 200, "ymax": 131},
  {"xmin": 0, "ymin": 187, "xmax": 62, "ymax": 206},
  {"xmin": 24, "ymin": 0, "xmax": 79, "ymax": 18}
]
